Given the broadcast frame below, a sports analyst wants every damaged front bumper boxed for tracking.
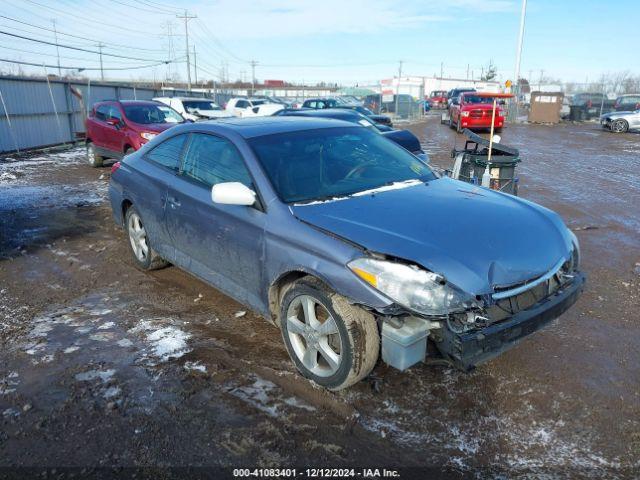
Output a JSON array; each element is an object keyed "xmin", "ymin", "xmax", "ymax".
[{"xmin": 438, "ymin": 271, "xmax": 586, "ymax": 370}]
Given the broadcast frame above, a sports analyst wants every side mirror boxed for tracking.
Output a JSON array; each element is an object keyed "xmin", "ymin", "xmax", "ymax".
[
  {"xmin": 106, "ymin": 117, "xmax": 120, "ymax": 127},
  {"xmin": 211, "ymin": 182, "xmax": 256, "ymax": 206}
]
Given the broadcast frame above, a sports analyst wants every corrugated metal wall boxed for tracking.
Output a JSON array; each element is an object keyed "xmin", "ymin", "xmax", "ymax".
[{"xmin": 0, "ymin": 75, "xmax": 233, "ymax": 153}]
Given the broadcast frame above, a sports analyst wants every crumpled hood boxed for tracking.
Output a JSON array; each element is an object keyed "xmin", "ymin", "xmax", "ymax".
[{"xmin": 291, "ymin": 178, "xmax": 573, "ymax": 295}]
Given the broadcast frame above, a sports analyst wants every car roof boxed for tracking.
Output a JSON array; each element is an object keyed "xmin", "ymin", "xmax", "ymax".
[
  {"xmin": 168, "ymin": 96, "xmax": 215, "ymax": 101},
  {"xmin": 280, "ymin": 108, "xmax": 361, "ymax": 120},
  {"xmin": 118, "ymin": 100, "xmax": 163, "ymax": 105},
  {"xmin": 204, "ymin": 116, "xmax": 357, "ymax": 138}
]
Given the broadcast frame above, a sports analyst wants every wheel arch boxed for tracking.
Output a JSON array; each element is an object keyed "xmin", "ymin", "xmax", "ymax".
[
  {"xmin": 268, "ymin": 268, "xmax": 336, "ymax": 324},
  {"xmin": 121, "ymin": 198, "xmax": 133, "ymax": 227}
]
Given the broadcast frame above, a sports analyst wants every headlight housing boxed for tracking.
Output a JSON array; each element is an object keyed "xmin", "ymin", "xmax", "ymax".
[
  {"xmin": 348, "ymin": 257, "xmax": 477, "ymax": 316},
  {"xmin": 568, "ymin": 230, "xmax": 581, "ymax": 270},
  {"xmin": 140, "ymin": 132, "xmax": 157, "ymax": 141}
]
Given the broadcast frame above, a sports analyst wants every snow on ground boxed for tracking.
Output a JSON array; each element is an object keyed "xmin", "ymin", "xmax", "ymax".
[{"xmin": 0, "ymin": 147, "xmax": 87, "ymax": 185}]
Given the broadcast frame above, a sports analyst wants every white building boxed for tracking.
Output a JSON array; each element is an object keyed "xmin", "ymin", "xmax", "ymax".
[{"xmin": 363, "ymin": 76, "xmax": 502, "ymax": 100}]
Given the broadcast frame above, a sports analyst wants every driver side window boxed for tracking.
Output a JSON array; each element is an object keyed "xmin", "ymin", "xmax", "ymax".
[{"xmin": 181, "ymin": 134, "xmax": 252, "ymax": 188}]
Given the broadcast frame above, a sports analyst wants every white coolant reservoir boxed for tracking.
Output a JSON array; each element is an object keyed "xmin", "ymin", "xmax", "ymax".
[{"xmin": 381, "ymin": 317, "xmax": 435, "ymax": 371}]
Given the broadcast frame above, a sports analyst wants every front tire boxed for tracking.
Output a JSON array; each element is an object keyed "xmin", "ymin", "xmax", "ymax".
[
  {"xmin": 86, "ymin": 142, "xmax": 103, "ymax": 168},
  {"xmin": 124, "ymin": 207, "xmax": 168, "ymax": 271},
  {"xmin": 611, "ymin": 119, "xmax": 629, "ymax": 133},
  {"xmin": 279, "ymin": 278, "xmax": 380, "ymax": 390}
]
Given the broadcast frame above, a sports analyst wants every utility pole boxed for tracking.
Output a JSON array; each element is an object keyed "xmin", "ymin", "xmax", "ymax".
[
  {"xmin": 52, "ymin": 19, "xmax": 61, "ymax": 76},
  {"xmin": 192, "ymin": 45, "xmax": 198, "ymax": 85},
  {"xmin": 164, "ymin": 21, "xmax": 177, "ymax": 82},
  {"xmin": 177, "ymin": 9, "xmax": 197, "ymax": 90},
  {"xmin": 250, "ymin": 60, "xmax": 258, "ymax": 96},
  {"xmin": 96, "ymin": 42, "xmax": 104, "ymax": 81},
  {"xmin": 512, "ymin": 0, "xmax": 527, "ymax": 121},
  {"xmin": 440, "ymin": 62, "xmax": 444, "ymax": 79},
  {"xmin": 466, "ymin": 64, "xmax": 470, "ymax": 80},
  {"xmin": 395, "ymin": 60, "xmax": 403, "ymax": 119}
]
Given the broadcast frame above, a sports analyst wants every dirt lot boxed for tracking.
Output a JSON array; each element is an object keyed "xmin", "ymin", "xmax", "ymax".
[{"xmin": 1, "ymin": 118, "xmax": 638, "ymax": 478}]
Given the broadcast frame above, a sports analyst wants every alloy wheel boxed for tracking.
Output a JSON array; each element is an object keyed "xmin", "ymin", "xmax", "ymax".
[
  {"xmin": 612, "ymin": 119, "xmax": 628, "ymax": 133},
  {"xmin": 127, "ymin": 212, "xmax": 149, "ymax": 262},
  {"xmin": 286, "ymin": 294, "xmax": 342, "ymax": 377}
]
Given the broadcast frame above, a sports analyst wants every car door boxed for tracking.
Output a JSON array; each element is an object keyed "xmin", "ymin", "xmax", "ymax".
[
  {"xmin": 235, "ymin": 99, "xmax": 248, "ymax": 117},
  {"xmin": 165, "ymin": 132, "xmax": 266, "ymax": 310},
  {"xmin": 132, "ymin": 133, "xmax": 189, "ymax": 261},
  {"xmin": 90, "ymin": 104, "xmax": 109, "ymax": 149},
  {"xmin": 106, "ymin": 104, "xmax": 126, "ymax": 154}
]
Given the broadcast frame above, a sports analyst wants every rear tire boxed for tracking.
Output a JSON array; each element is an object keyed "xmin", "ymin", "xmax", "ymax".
[
  {"xmin": 124, "ymin": 206, "xmax": 168, "ymax": 271},
  {"xmin": 86, "ymin": 142, "xmax": 103, "ymax": 168},
  {"xmin": 611, "ymin": 119, "xmax": 629, "ymax": 133},
  {"xmin": 279, "ymin": 277, "xmax": 380, "ymax": 390}
]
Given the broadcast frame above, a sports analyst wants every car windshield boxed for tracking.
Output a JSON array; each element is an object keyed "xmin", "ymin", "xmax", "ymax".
[
  {"xmin": 248, "ymin": 127, "xmax": 435, "ymax": 203},
  {"xmin": 124, "ymin": 104, "xmax": 184, "ymax": 124},
  {"xmin": 354, "ymin": 106, "xmax": 374, "ymax": 115},
  {"xmin": 182, "ymin": 100, "xmax": 221, "ymax": 112},
  {"xmin": 462, "ymin": 95, "xmax": 493, "ymax": 104}
]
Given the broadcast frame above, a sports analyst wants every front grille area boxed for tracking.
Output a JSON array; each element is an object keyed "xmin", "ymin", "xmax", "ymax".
[{"xmin": 486, "ymin": 258, "xmax": 575, "ymax": 323}]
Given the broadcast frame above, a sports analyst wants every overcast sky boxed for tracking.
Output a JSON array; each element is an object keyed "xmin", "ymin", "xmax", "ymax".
[{"xmin": 1, "ymin": 0, "xmax": 638, "ymax": 85}]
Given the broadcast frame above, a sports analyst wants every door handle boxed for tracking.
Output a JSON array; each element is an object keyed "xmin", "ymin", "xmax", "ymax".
[{"xmin": 167, "ymin": 196, "xmax": 181, "ymax": 208}]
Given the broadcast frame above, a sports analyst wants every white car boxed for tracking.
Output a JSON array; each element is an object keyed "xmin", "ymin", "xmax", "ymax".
[
  {"xmin": 225, "ymin": 98, "xmax": 284, "ymax": 117},
  {"xmin": 153, "ymin": 97, "xmax": 233, "ymax": 121}
]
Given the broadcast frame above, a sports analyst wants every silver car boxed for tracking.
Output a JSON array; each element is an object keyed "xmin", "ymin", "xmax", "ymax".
[{"xmin": 601, "ymin": 109, "xmax": 640, "ymax": 133}]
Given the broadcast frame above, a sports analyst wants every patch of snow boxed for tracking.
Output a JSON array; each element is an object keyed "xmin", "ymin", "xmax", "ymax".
[
  {"xmin": 117, "ymin": 338, "xmax": 133, "ymax": 348},
  {"xmin": 63, "ymin": 346, "xmax": 80, "ymax": 354},
  {"xmin": 283, "ymin": 396, "xmax": 316, "ymax": 411},
  {"xmin": 75, "ymin": 369, "xmax": 116, "ymax": 383},
  {"xmin": 184, "ymin": 361, "xmax": 206, "ymax": 373},
  {"xmin": 146, "ymin": 326, "xmax": 191, "ymax": 362},
  {"xmin": 97, "ymin": 322, "xmax": 115, "ymax": 330},
  {"xmin": 231, "ymin": 377, "xmax": 280, "ymax": 417},
  {"xmin": 103, "ymin": 386, "xmax": 121, "ymax": 399}
]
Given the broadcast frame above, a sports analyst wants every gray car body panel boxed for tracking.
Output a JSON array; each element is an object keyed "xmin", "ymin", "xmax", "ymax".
[{"xmin": 602, "ymin": 110, "xmax": 640, "ymax": 129}]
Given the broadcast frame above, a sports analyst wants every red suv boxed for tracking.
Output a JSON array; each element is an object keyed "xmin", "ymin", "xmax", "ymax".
[
  {"xmin": 85, "ymin": 100, "xmax": 184, "ymax": 167},
  {"xmin": 448, "ymin": 92, "xmax": 506, "ymax": 133}
]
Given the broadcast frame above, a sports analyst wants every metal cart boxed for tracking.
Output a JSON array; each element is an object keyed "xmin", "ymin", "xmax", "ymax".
[{"xmin": 450, "ymin": 129, "xmax": 521, "ymax": 195}]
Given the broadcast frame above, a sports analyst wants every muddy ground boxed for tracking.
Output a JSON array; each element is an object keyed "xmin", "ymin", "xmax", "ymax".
[{"xmin": 0, "ymin": 118, "xmax": 638, "ymax": 478}]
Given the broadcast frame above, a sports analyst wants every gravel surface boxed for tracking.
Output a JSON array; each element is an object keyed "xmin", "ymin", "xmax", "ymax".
[{"xmin": 0, "ymin": 119, "xmax": 638, "ymax": 478}]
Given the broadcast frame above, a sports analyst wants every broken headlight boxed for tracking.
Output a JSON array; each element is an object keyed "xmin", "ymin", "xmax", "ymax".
[
  {"xmin": 568, "ymin": 230, "xmax": 581, "ymax": 270},
  {"xmin": 348, "ymin": 257, "xmax": 477, "ymax": 316}
]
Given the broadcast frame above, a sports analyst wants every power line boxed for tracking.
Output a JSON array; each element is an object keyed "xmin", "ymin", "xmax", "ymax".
[
  {"xmin": 137, "ymin": 0, "xmax": 183, "ymax": 14},
  {"xmin": 0, "ymin": 15, "xmax": 166, "ymax": 52},
  {"xmin": 0, "ymin": 30, "xmax": 167, "ymax": 62},
  {"xmin": 194, "ymin": 19, "xmax": 248, "ymax": 64},
  {"xmin": 0, "ymin": 57, "xmax": 172, "ymax": 72},
  {"xmin": 0, "ymin": 43, "xmax": 155, "ymax": 64},
  {"xmin": 105, "ymin": 0, "xmax": 175, "ymax": 15},
  {"xmin": 23, "ymin": 0, "xmax": 163, "ymax": 37}
]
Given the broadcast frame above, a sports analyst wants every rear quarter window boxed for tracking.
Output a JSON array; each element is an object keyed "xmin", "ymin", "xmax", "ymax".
[{"xmin": 145, "ymin": 134, "xmax": 186, "ymax": 171}]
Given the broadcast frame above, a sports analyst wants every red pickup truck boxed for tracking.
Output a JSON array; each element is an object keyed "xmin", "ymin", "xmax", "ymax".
[
  {"xmin": 427, "ymin": 90, "xmax": 448, "ymax": 109},
  {"xmin": 448, "ymin": 92, "xmax": 506, "ymax": 133}
]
